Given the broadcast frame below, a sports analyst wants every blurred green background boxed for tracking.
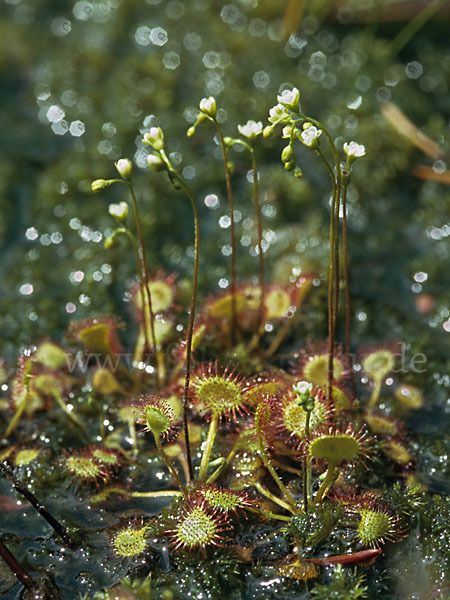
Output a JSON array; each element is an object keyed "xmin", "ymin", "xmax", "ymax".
[{"xmin": 0, "ymin": 0, "xmax": 448, "ymax": 373}]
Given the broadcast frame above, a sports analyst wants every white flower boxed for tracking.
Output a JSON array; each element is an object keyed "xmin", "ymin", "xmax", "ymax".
[
  {"xmin": 343, "ymin": 141, "xmax": 366, "ymax": 161},
  {"xmin": 199, "ymin": 96, "xmax": 217, "ymax": 117},
  {"xmin": 300, "ymin": 125, "xmax": 322, "ymax": 148},
  {"xmin": 268, "ymin": 103, "xmax": 290, "ymax": 125},
  {"xmin": 277, "ymin": 87, "xmax": 300, "ymax": 110},
  {"xmin": 147, "ymin": 154, "xmax": 165, "ymax": 172},
  {"xmin": 115, "ymin": 158, "xmax": 132, "ymax": 178},
  {"xmin": 237, "ymin": 120, "xmax": 263, "ymax": 140},
  {"xmin": 282, "ymin": 125, "xmax": 293, "ymax": 139},
  {"xmin": 143, "ymin": 127, "xmax": 165, "ymax": 151},
  {"xmin": 293, "ymin": 381, "xmax": 313, "ymax": 396},
  {"xmin": 108, "ymin": 202, "xmax": 128, "ymax": 221}
]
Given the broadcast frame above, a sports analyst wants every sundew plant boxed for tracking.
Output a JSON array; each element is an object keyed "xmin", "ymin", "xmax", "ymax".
[
  {"xmin": 1, "ymin": 3, "xmax": 449, "ymax": 600},
  {"xmin": 1, "ymin": 85, "xmax": 446, "ymax": 600}
]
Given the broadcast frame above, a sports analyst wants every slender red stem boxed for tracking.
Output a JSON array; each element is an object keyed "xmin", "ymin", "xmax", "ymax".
[
  {"xmin": 251, "ymin": 146, "xmax": 265, "ymax": 328},
  {"xmin": 128, "ymin": 182, "xmax": 160, "ymax": 386},
  {"xmin": 215, "ymin": 121, "xmax": 237, "ymax": 344},
  {"xmin": 168, "ymin": 168, "xmax": 200, "ymax": 482},
  {"xmin": 342, "ymin": 177, "xmax": 357, "ymax": 397}
]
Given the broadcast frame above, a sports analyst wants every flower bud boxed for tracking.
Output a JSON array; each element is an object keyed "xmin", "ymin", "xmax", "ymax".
[
  {"xmin": 284, "ymin": 161, "xmax": 295, "ymax": 172},
  {"xmin": 115, "ymin": 158, "xmax": 132, "ymax": 179},
  {"xmin": 108, "ymin": 202, "xmax": 128, "ymax": 221},
  {"xmin": 304, "ymin": 396, "xmax": 315, "ymax": 412},
  {"xmin": 223, "ymin": 136, "xmax": 234, "ymax": 146},
  {"xmin": 187, "ymin": 126, "xmax": 196, "ymax": 137},
  {"xmin": 263, "ymin": 125, "xmax": 274, "ymax": 138},
  {"xmin": 199, "ymin": 96, "xmax": 217, "ymax": 117},
  {"xmin": 104, "ymin": 235, "xmax": 120, "ymax": 250},
  {"xmin": 294, "ymin": 166, "xmax": 303, "ymax": 179},
  {"xmin": 281, "ymin": 145, "xmax": 293, "ymax": 163},
  {"xmin": 91, "ymin": 179, "xmax": 111, "ymax": 192},
  {"xmin": 143, "ymin": 126, "xmax": 164, "ymax": 151},
  {"xmin": 147, "ymin": 154, "xmax": 165, "ymax": 172}
]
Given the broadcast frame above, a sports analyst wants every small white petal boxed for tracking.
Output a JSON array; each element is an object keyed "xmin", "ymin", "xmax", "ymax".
[{"xmin": 237, "ymin": 120, "xmax": 263, "ymax": 139}]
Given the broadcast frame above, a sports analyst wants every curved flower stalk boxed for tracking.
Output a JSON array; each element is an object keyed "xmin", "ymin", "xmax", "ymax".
[
  {"xmin": 253, "ymin": 397, "xmax": 298, "ymax": 512},
  {"xmin": 227, "ymin": 120, "xmax": 266, "ymax": 328},
  {"xmin": 91, "ymin": 161, "xmax": 161, "ymax": 387},
  {"xmin": 341, "ymin": 142, "xmax": 366, "ymax": 396},
  {"xmin": 266, "ymin": 87, "xmax": 365, "ymax": 407},
  {"xmin": 144, "ymin": 126, "xmax": 200, "ymax": 481},
  {"xmin": 265, "ymin": 87, "xmax": 341, "ymax": 405},
  {"xmin": 187, "ymin": 97, "xmax": 238, "ymax": 344}
]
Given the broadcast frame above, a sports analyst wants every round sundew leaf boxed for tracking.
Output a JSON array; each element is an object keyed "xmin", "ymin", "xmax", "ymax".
[
  {"xmin": 282, "ymin": 399, "xmax": 327, "ymax": 437},
  {"xmin": 145, "ymin": 405, "xmax": 171, "ymax": 434},
  {"xmin": 244, "ymin": 380, "xmax": 281, "ymax": 406},
  {"xmin": 303, "ymin": 355, "xmax": 344, "ymax": 386},
  {"xmin": 309, "ymin": 434, "xmax": 360, "ymax": 463},
  {"xmin": 381, "ymin": 440, "xmax": 413, "ymax": 465},
  {"xmin": 66, "ymin": 456, "xmax": 105, "ymax": 481},
  {"xmin": 207, "ymin": 293, "xmax": 247, "ymax": 319},
  {"xmin": 175, "ymin": 507, "xmax": 218, "ymax": 548},
  {"xmin": 92, "ymin": 368, "xmax": 123, "ymax": 395},
  {"xmin": 362, "ymin": 350, "xmax": 395, "ymax": 382},
  {"xmin": 78, "ymin": 323, "xmax": 110, "ymax": 354},
  {"xmin": 137, "ymin": 280, "xmax": 174, "ymax": 314},
  {"xmin": 332, "ymin": 385, "xmax": 351, "ymax": 411},
  {"xmin": 35, "ymin": 342, "xmax": 67, "ymax": 369},
  {"xmin": 365, "ymin": 414, "xmax": 398, "ymax": 436},
  {"xmin": 33, "ymin": 374, "xmax": 63, "ymax": 399},
  {"xmin": 15, "ymin": 448, "xmax": 41, "ymax": 466},
  {"xmin": 264, "ymin": 288, "xmax": 291, "ymax": 320},
  {"xmin": 113, "ymin": 526, "xmax": 147, "ymax": 557},
  {"xmin": 134, "ymin": 396, "xmax": 177, "ymax": 437},
  {"xmin": 241, "ymin": 285, "xmax": 261, "ymax": 311},
  {"xmin": 394, "ymin": 384, "xmax": 423, "ymax": 410},
  {"xmin": 196, "ymin": 378, "xmax": 243, "ymax": 417},
  {"xmin": 357, "ymin": 509, "xmax": 392, "ymax": 547},
  {"xmin": 146, "ymin": 318, "xmax": 173, "ymax": 346}
]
